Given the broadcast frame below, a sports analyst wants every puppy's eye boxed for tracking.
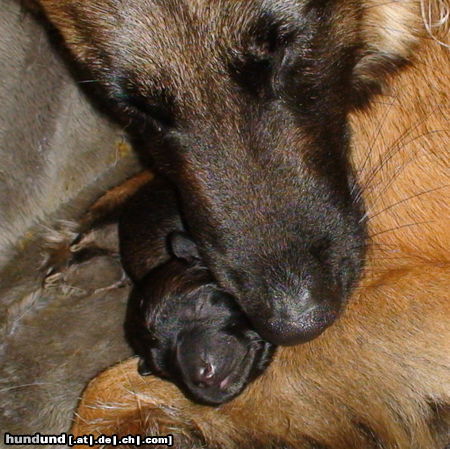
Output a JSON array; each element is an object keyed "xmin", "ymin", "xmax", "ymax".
[{"xmin": 144, "ymin": 330, "xmax": 159, "ymax": 347}]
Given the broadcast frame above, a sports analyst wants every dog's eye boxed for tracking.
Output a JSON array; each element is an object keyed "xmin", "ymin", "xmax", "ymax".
[
  {"xmin": 111, "ymin": 75, "xmax": 175, "ymax": 130},
  {"xmin": 249, "ymin": 12, "xmax": 295, "ymax": 57},
  {"xmin": 125, "ymin": 93, "xmax": 175, "ymax": 129},
  {"xmin": 228, "ymin": 54, "xmax": 273, "ymax": 96},
  {"xmin": 230, "ymin": 15, "xmax": 295, "ymax": 96}
]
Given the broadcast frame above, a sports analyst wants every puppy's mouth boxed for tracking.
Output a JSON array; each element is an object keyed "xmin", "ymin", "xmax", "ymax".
[{"xmin": 218, "ymin": 373, "xmax": 233, "ymax": 390}]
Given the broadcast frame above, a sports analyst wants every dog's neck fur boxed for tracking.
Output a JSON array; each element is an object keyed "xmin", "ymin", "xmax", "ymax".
[{"xmin": 351, "ymin": 24, "xmax": 449, "ymax": 263}]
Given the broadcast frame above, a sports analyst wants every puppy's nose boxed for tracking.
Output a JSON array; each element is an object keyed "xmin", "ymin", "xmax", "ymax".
[{"xmin": 193, "ymin": 361, "xmax": 216, "ymax": 388}]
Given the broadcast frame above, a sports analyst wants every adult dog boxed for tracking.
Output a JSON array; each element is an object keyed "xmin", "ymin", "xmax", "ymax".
[
  {"xmin": 26, "ymin": 0, "xmax": 397, "ymax": 346},
  {"xmin": 27, "ymin": 0, "xmax": 449, "ymax": 448}
]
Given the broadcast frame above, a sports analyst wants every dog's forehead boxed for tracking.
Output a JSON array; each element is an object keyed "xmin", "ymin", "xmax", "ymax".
[
  {"xmin": 102, "ymin": 1, "xmax": 305, "ymax": 74},
  {"xmin": 85, "ymin": 0, "xmax": 316, "ymax": 110}
]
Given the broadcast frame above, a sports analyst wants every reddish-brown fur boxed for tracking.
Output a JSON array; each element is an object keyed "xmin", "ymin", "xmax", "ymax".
[{"xmin": 80, "ymin": 171, "xmax": 154, "ymax": 227}]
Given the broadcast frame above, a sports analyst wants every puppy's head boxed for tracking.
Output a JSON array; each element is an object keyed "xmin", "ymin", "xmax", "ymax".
[
  {"xmin": 125, "ymin": 255, "xmax": 274, "ymax": 406},
  {"xmin": 40, "ymin": 0, "xmax": 421, "ymax": 345}
]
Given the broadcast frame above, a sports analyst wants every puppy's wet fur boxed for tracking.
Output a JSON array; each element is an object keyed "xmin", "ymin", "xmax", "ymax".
[{"xmin": 121, "ymin": 180, "xmax": 274, "ymax": 405}]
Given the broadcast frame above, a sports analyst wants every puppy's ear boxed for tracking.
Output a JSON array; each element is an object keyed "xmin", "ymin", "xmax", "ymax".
[{"xmin": 169, "ymin": 232, "xmax": 200, "ymax": 262}]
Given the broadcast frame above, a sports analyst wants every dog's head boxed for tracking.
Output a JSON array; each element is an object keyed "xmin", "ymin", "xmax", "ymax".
[
  {"xmin": 38, "ymin": 0, "xmax": 420, "ymax": 344},
  {"xmin": 125, "ymin": 259, "xmax": 275, "ymax": 406}
]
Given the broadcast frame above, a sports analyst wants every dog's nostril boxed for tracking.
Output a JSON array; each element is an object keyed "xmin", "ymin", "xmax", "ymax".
[
  {"xmin": 201, "ymin": 362, "xmax": 214, "ymax": 379},
  {"xmin": 194, "ymin": 362, "xmax": 216, "ymax": 388}
]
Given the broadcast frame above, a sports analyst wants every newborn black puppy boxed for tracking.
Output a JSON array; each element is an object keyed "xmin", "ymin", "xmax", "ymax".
[{"xmin": 120, "ymin": 179, "xmax": 275, "ymax": 405}]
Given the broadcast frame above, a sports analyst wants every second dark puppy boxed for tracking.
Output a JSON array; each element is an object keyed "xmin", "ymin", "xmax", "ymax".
[{"xmin": 120, "ymin": 179, "xmax": 275, "ymax": 405}]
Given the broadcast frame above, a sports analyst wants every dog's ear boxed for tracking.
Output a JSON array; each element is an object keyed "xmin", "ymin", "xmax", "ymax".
[
  {"xmin": 169, "ymin": 232, "xmax": 200, "ymax": 262},
  {"xmin": 352, "ymin": 0, "xmax": 423, "ymax": 105}
]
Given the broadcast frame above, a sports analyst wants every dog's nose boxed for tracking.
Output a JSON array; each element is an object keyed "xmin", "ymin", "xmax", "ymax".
[
  {"xmin": 252, "ymin": 281, "xmax": 341, "ymax": 346},
  {"xmin": 260, "ymin": 305, "xmax": 339, "ymax": 345}
]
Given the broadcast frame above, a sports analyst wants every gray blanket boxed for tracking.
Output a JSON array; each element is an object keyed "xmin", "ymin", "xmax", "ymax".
[{"xmin": 0, "ymin": 1, "xmax": 139, "ymax": 443}]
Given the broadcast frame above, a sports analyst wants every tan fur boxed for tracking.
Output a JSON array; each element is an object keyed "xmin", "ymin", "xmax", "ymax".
[
  {"xmin": 362, "ymin": 0, "xmax": 421, "ymax": 57},
  {"xmin": 66, "ymin": 7, "xmax": 450, "ymax": 449}
]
